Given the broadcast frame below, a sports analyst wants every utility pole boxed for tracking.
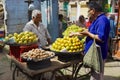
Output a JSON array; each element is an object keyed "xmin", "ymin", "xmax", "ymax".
[{"xmin": 24, "ymin": 0, "xmax": 34, "ymax": 21}]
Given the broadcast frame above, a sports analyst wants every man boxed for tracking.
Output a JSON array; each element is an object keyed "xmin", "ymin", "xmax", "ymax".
[
  {"xmin": 23, "ymin": 9, "xmax": 52, "ymax": 80},
  {"xmin": 23, "ymin": 9, "xmax": 51, "ymax": 47}
]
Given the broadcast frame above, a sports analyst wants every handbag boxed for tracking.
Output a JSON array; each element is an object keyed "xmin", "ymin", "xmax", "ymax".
[{"xmin": 83, "ymin": 38, "xmax": 103, "ymax": 73}]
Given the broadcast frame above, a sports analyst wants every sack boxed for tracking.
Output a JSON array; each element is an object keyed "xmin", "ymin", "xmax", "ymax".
[{"xmin": 83, "ymin": 39, "xmax": 103, "ymax": 73}]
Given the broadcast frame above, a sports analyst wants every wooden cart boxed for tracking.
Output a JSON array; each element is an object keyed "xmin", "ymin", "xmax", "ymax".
[
  {"xmin": 6, "ymin": 42, "xmax": 90, "ymax": 80},
  {"xmin": 6, "ymin": 54, "xmax": 85, "ymax": 80}
]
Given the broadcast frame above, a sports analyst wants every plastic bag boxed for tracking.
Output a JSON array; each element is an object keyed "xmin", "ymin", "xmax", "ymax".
[{"xmin": 83, "ymin": 39, "xmax": 103, "ymax": 73}]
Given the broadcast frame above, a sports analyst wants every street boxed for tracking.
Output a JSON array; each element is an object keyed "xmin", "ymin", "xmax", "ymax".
[{"xmin": 0, "ymin": 45, "xmax": 120, "ymax": 80}]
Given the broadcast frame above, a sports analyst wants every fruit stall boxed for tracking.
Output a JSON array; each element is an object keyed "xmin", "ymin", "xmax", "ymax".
[
  {"xmin": 4, "ymin": 24, "xmax": 87, "ymax": 80},
  {"xmin": 4, "ymin": 31, "xmax": 39, "ymax": 61}
]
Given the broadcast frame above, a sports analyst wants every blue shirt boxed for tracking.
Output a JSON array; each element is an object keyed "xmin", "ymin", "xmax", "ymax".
[{"xmin": 84, "ymin": 14, "xmax": 110, "ymax": 60}]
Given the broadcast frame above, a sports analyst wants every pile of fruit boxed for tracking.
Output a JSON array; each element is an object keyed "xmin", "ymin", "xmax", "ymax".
[
  {"xmin": 21, "ymin": 48, "xmax": 55, "ymax": 61},
  {"xmin": 62, "ymin": 24, "xmax": 86, "ymax": 37},
  {"xmin": 4, "ymin": 31, "xmax": 38, "ymax": 45},
  {"xmin": 51, "ymin": 37, "xmax": 84, "ymax": 52}
]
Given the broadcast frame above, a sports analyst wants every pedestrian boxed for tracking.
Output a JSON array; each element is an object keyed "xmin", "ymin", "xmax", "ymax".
[
  {"xmin": 70, "ymin": 2, "xmax": 110, "ymax": 80},
  {"xmin": 76, "ymin": 15, "xmax": 86, "ymax": 28},
  {"xmin": 58, "ymin": 14, "xmax": 64, "ymax": 38},
  {"xmin": 109, "ymin": 14, "xmax": 116, "ymax": 38},
  {"xmin": 23, "ymin": 9, "xmax": 51, "ymax": 47},
  {"xmin": 108, "ymin": 14, "xmax": 116, "ymax": 57},
  {"xmin": 86, "ymin": 15, "xmax": 94, "ymax": 28}
]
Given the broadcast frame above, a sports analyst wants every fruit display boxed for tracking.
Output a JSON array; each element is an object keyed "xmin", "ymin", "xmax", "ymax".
[
  {"xmin": 4, "ymin": 31, "xmax": 38, "ymax": 45},
  {"xmin": 21, "ymin": 48, "xmax": 55, "ymax": 61},
  {"xmin": 51, "ymin": 37, "xmax": 84, "ymax": 52},
  {"xmin": 62, "ymin": 24, "xmax": 86, "ymax": 37}
]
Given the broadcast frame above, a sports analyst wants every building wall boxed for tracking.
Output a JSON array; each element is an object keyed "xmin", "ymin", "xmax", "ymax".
[
  {"xmin": 4, "ymin": 0, "xmax": 41, "ymax": 34},
  {"xmin": 3, "ymin": 0, "xmax": 59, "ymax": 42},
  {"xmin": 59, "ymin": 1, "xmax": 89, "ymax": 22},
  {"xmin": 79, "ymin": 1, "xmax": 88, "ymax": 18},
  {"xmin": 41, "ymin": 0, "xmax": 59, "ymax": 42},
  {"xmin": 0, "ymin": 2, "xmax": 4, "ymax": 26}
]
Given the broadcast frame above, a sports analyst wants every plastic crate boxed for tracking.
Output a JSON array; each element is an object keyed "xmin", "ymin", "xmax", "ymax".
[
  {"xmin": 9, "ymin": 46, "xmax": 20, "ymax": 60},
  {"xmin": 20, "ymin": 43, "xmax": 38, "ymax": 53},
  {"xmin": 9, "ymin": 43, "xmax": 38, "ymax": 62}
]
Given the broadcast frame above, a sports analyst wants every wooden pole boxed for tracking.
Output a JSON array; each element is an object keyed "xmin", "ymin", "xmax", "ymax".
[
  {"xmin": 116, "ymin": 0, "xmax": 120, "ymax": 36},
  {"xmin": 113, "ymin": 0, "xmax": 120, "ymax": 59}
]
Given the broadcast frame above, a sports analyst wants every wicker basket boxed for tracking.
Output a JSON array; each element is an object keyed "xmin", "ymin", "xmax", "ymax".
[{"xmin": 21, "ymin": 50, "xmax": 55, "ymax": 70}]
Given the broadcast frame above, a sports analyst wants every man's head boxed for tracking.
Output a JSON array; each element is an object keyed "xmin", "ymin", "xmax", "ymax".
[
  {"xmin": 32, "ymin": 9, "xmax": 42, "ymax": 23},
  {"xmin": 87, "ymin": 2, "xmax": 103, "ymax": 19},
  {"xmin": 110, "ymin": 14, "xmax": 115, "ymax": 20}
]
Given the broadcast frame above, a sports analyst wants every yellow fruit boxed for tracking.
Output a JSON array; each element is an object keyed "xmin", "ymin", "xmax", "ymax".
[
  {"xmin": 18, "ymin": 40, "xmax": 22, "ymax": 44},
  {"xmin": 14, "ymin": 33, "xmax": 18, "ymax": 36},
  {"xmin": 24, "ymin": 31, "xmax": 29, "ymax": 34},
  {"xmin": 5, "ymin": 37, "xmax": 9, "ymax": 41},
  {"xmin": 33, "ymin": 38, "xmax": 38, "ymax": 42},
  {"xmin": 28, "ymin": 40, "xmax": 32, "ymax": 43},
  {"xmin": 29, "ymin": 36, "xmax": 34, "ymax": 40},
  {"xmin": 23, "ymin": 40, "xmax": 27, "ymax": 44},
  {"xmin": 8, "ymin": 34, "xmax": 13, "ymax": 38}
]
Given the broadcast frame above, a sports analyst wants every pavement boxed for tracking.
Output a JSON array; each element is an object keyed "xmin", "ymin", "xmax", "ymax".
[{"xmin": 0, "ymin": 45, "xmax": 120, "ymax": 80}]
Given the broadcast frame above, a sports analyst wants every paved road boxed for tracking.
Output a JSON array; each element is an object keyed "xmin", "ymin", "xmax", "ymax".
[{"xmin": 0, "ymin": 46, "xmax": 120, "ymax": 80}]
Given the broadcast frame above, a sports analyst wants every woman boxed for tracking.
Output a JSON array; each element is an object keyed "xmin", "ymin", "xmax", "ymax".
[
  {"xmin": 76, "ymin": 15, "xmax": 86, "ymax": 28},
  {"xmin": 70, "ymin": 2, "xmax": 110, "ymax": 80}
]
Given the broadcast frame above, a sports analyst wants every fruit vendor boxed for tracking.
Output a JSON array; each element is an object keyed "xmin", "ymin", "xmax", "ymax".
[{"xmin": 23, "ymin": 9, "xmax": 51, "ymax": 47}]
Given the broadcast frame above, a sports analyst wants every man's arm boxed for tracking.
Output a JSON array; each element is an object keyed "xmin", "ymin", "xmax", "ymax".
[
  {"xmin": 23, "ymin": 23, "xmax": 32, "ymax": 32},
  {"xmin": 44, "ymin": 27, "xmax": 51, "ymax": 45},
  {"xmin": 47, "ymin": 38, "xmax": 51, "ymax": 45}
]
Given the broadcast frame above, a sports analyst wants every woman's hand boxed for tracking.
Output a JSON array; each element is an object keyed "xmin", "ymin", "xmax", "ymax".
[
  {"xmin": 80, "ymin": 30, "xmax": 89, "ymax": 36},
  {"xmin": 69, "ymin": 32, "xmax": 83, "ymax": 37}
]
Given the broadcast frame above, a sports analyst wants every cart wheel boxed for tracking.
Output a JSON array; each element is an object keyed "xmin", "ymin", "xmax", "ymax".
[
  {"xmin": 12, "ymin": 66, "xmax": 32, "ymax": 80},
  {"xmin": 73, "ymin": 63, "xmax": 91, "ymax": 80},
  {"xmin": 50, "ymin": 71, "xmax": 67, "ymax": 80}
]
